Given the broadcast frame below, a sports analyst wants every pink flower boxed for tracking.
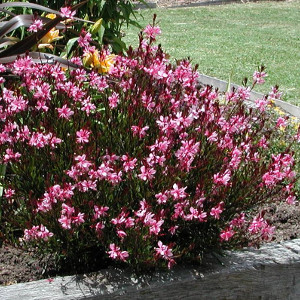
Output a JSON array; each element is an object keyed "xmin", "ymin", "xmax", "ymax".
[
  {"xmin": 155, "ymin": 241, "xmax": 173, "ymax": 260},
  {"xmin": 61, "ymin": 203, "xmax": 75, "ymax": 217},
  {"xmin": 169, "ymin": 184, "xmax": 187, "ymax": 200},
  {"xmin": 77, "ymin": 180, "xmax": 97, "ymax": 192},
  {"xmin": 95, "ymin": 222, "xmax": 105, "ymax": 234},
  {"xmin": 230, "ymin": 213, "xmax": 245, "ymax": 228},
  {"xmin": 268, "ymin": 86, "xmax": 282, "ymax": 100},
  {"xmin": 155, "ymin": 192, "xmax": 169, "ymax": 204},
  {"xmin": 108, "ymin": 92, "xmax": 119, "ymax": 109},
  {"xmin": 13, "ymin": 56, "xmax": 33, "ymax": 75},
  {"xmin": 28, "ymin": 19, "xmax": 44, "ymax": 33},
  {"xmin": 253, "ymin": 71, "xmax": 267, "ymax": 84},
  {"xmin": 117, "ymin": 230, "xmax": 127, "ymax": 239},
  {"xmin": 169, "ymin": 225, "xmax": 178, "ymax": 235},
  {"xmin": 210, "ymin": 202, "xmax": 224, "ymax": 220},
  {"xmin": 213, "ymin": 170, "xmax": 231, "ymax": 186},
  {"xmin": 143, "ymin": 25, "xmax": 162, "ymax": 39},
  {"xmin": 76, "ymin": 129, "xmax": 91, "ymax": 144},
  {"xmin": 131, "ymin": 125, "xmax": 149, "ymax": 139},
  {"xmin": 57, "ymin": 105, "xmax": 74, "ymax": 120},
  {"xmin": 118, "ymin": 250, "xmax": 129, "ymax": 261},
  {"xmin": 72, "ymin": 212, "xmax": 85, "ymax": 225},
  {"xmin": 237, "ymin": 86, "xmax": 250, "ymax": 100},
  {"xmin": 220, "ymin": 228, "xmax": 235, "ymax": 241},
  {"xmin": 185, "ymin": 207, "xmax": 207, "ymax": 222},
  {"xmin": 122, "ymin": 156, "xmax": 137, "ymax": 172},
  {"xmin": 255, "ymin": 98, "xmax": 268, "ymax": 112},
  {"xmin": 125, "ymin": 217, "xmax": 135, "ymax": 228},
  {"xmin": 3, "ymin": 148, "xmax": 21, "ymax": 163},
  {"xmin": 261, "ymin": 224, "xmax": 275, "ymax": 241},
  {"xmin": 107, "ymin": 244, "xmax": 129, "ymax": 261},
  {"xmin": 81, "ymin": 97, "xmax": 96, "ymax": 115},
  {"xmin": 248, "ymin": 216, "xmax": 265, "ymax": 234},
  {"xmin": 78, "ymin": 30, "xmax": 92, "ymax": 49},
  {"xmin": 286, "ymin": 195, "xmax": 296, "ymax": 205},
  {"xmin": 94, "ymin": 205, "xmax": 109, "ymax": 219},
  {"xmin": 4, "ymin": 188, "xmax": 15, "ymax": 199},
  {"xmin": 0, "ymin": 64, "xmax": 6, "ymax": 73},
  {"xmin": 60, "ymin": 6, "xmax": 76, "ymax": 19},
  {"xmin": 276, "ymin": 117, "xmax": 287, "ymax": 129},
  {"xmin": 107, "ymin": 243, "xmax": 119, "ymax": 259},
  {"xmin": 24, "ymin": 225, "xmax": 53, "ymax": 241},
  {"xmin": 258, "ymin": 136, "xmax": 269, "ymax": 149},
  {"xmin": 37, "ymin": 224, "xmax": 54, "ymax": 241},
  {"xmin": 74, "ymin": 154, "xmax": 92, "ymax": 171},
  {"xmin": 138, "ymin": 165, "xmax": 156, "ymax": 181},
  {"xmin": 58, "ymin": 215, "xmax": 72, "ymax": 229},
  {"xmin": 149, "ymin": 219, "xmax": 164, "ymax": 235},
  {"xmin": 229, "ymin": 148, "xmax": 242, "ymax": 169}
]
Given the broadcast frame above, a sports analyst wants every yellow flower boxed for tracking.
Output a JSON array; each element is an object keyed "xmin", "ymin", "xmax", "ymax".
[
  {"xmin": 98, "ymin": 54, "xmax": 116, "ymax": 74},
  {"xmin": 38, "ymin": 13, "xmax": 62, "ymax": 49},
  {"xmin": 40, "ymin": 28, "xmax": 61, "ymax": 44},
  {"xmin": 45, "ymin": 13, "xmax": 57, "ymax": 20},
  {"xmin": 280, "ymin": 140, "xmax": 287, "ymax": 147},
  {"xmin": 82, "ymin": 51, "xmax": 93, "ymax": 67},
  {"xmin": 273, "ymin": 106, "xmax": 285, "ymax": 116},
  {"xmin": 291, "ymin": 117, "xmax": 300, "ymax": 130},
  {"xmin": 83, "ymin": 50, "xmax": 116, "ymax": 74}
]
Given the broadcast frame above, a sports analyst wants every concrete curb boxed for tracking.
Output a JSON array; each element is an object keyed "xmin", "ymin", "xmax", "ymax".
[
  {"xmin": 0, "ymin": 239, "xmax": 300, "ymax": 299},
  {"xmin": 198, "ymin": 74, "xmax": 300, "ymax": 118}
]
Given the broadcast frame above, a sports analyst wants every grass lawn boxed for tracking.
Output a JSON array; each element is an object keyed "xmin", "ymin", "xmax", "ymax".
[{"xmin": 124, "ymin": 0, "xmax": 300, "ymax": 105}]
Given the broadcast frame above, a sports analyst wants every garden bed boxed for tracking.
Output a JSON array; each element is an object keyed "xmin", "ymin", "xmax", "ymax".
[
  {"xmin": 1, "ymin": 200, "xmax": 299, "ymax": 286},
  {"xmin": 0, "ymin": 72, "xmax": 299, "ymax": 287},
  {"xmin": 0, "ymin": 237, "xmax": 299, "ymax": 299},
  {"xmin": 0, "ymin": 1, "xmax": 299, "ymax": 297}
]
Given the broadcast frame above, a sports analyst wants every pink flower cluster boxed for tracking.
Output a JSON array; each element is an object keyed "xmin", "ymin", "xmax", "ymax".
[{"xmin": 24, "ymin": 225, "xmax": 53, "ymax": 241}]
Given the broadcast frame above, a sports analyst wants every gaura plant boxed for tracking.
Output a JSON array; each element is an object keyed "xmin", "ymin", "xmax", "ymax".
[{"xmin": 0, "ymin": 22, "xmax": 299, "ymax": 273}]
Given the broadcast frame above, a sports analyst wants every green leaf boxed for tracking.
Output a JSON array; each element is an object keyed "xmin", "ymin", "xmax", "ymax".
[
  {"xmin": 97, "ymin": 23, "xmax": 105, "ymax": 45},
  {"xmin": 60, "ymin": 37, "xmax": 79, "ymax": 58},
  {"xmin": 111, "ymin": 36, "xmax": 126, "ymax": 53}
]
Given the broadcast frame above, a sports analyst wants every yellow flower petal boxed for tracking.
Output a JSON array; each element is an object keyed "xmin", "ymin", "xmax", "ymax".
[
  {"xmin": 45, "ymin": 13, "xmax": 57, "ymax": 20},
  {"xmin": 98, "ymin": 54, "xmax": 116, "ymax": 74},
  {"xmin": 40, "ymin": 28, "xmax": 62, "ymax": 44},
  {"xmin": 83, "ymin": 52, "xmax": 93, "ymax": 67},
  {"xmin": 83, "ymin": 51, "xmax": 116, "ymax": 73},
  {"xmin": 92, "ymin": 50, "xmax": 101, "ymax": 68}
]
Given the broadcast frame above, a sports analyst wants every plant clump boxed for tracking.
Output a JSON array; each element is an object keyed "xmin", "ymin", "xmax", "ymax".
[{"xmin": 0, "ymin": 21, "xmax": 299, "ymax": 273}]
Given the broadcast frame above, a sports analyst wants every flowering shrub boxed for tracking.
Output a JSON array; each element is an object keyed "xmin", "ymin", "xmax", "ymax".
[{"xmin": 0, "ymin": 24, "xmax": 298, "ymax": 272}]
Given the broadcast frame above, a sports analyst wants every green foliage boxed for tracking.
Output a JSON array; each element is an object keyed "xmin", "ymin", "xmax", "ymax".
[
  {"xmin": 124, "ymin": 1, "xmax": 300, "ymax": 105},
  {"xmin": 1, "ymin": 0, "xmax": 145, "ymax": 53}
]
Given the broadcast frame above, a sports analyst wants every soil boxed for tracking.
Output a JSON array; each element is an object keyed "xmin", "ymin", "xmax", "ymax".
[
  {"xmin": 1, "ymin": 0, "xmax": 299, "ymax": 288},
  {"xmin": 1, "ymin": 201, "xmax": 299, "ymax": 286}
]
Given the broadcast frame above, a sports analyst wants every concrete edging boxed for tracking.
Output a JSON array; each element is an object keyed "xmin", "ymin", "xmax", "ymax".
[
  {"xmin": 0, "ymin": 239, "xmax": 300, "ymax": 299},
  {"xmin": 198, "ymin": 74, "xmax": 300, "ymax": 118}
]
